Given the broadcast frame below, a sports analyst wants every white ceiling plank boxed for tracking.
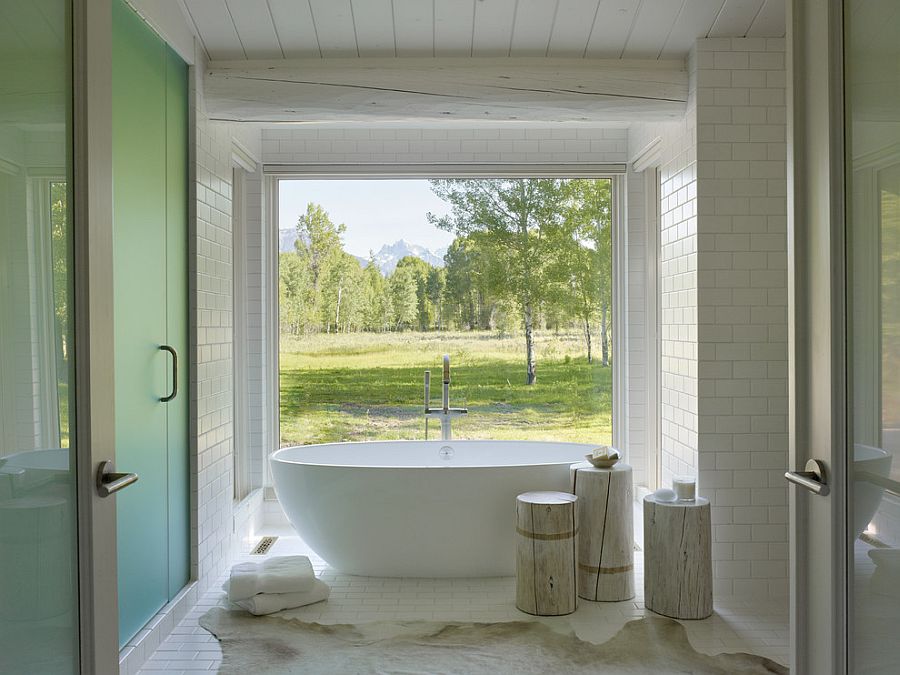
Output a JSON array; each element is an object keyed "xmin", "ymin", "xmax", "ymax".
[
  {"xmin": 184, "ymin": 0, "xmax": 245, "ymax": 59},
  {"xmin": 434, "ymin": 0, "xmax": 477, "ymax": 56},
  {"xmin": 708, "ymin": 0, "xmax": 764, "ymax": 37},
  {"xmin": 309, "ymin": 0, "xmax": 358, "ymax": 57},
  {"xmin": 659, "ymin": 0, "xmax": 725, "ymax": 58},
  {"xmin": 226, "ymin": 0, "xmax": 282, "ymax": 59},
  {"xmin": 434, "ymin": 0, "xmax": 475, "ymax": 56},
  {"xmin": 393, "ymin": 0, "xmax": 434, "ymax": 56},
  {"xmin": 745, "ymin": 0, "xmax": 786, "ymax": 37},
  {"xmin": 509, "ymin": 0, "xmax": 558, "ymax": 57},
  {"xmin": 351, "ymin": 0, "xmax": 395, "ymax": 56},
  {"xmin": 547, "ymin": 0, "xmax": 601, "ymax": 57},
  {"xmin": 472, "ymin": 0, "xmax": 517, "ymax": 57},
  {"xmin": 622, "ymin": 0, "xmax": 686, "ymax": 59},
  {"xmin": 584, "ymin": 0, "xmax": 641, "ymax": 58},
  {"xmin": 267, "ymin": 0, "xmax": 320, "ymax": 58}
]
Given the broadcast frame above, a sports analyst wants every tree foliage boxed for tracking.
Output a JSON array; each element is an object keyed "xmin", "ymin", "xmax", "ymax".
[{"xmin": 279, "ymin": 182, "xmax": 614, "ymax": 382}]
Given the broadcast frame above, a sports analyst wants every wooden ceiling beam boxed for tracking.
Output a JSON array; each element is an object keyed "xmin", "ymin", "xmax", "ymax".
[{"xmin": 203, "ymin": 57, "xmax": 688, "ymax": 123}]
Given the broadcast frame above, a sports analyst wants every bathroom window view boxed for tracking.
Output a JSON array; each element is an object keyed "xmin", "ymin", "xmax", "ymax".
[{"xmin": 278, "ymin": 178, "xmax": 615, "ymax": 448}]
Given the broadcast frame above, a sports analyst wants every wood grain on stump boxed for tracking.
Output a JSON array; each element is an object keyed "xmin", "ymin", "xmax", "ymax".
[
  {"xmin": 515, "ymin": 491, "xmax": 578, "ymax": 616},
  {"xmin": 570, "ymin": 462, "xmax": 634, "ymax": 601},
  {"xmin": 643, "ymin": 495, "xmax": 713, "ymax": 620}
]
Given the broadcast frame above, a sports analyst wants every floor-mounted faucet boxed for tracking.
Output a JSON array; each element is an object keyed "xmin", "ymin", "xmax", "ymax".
[{"xmin": 424, "ymin": 354, "xmax": 467, "ymax": 441}]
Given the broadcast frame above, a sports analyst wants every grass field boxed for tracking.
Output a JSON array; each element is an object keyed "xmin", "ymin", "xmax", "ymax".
[{"xmin": 279, "ymin": 330, "xmax": 612, "ymax": 447}]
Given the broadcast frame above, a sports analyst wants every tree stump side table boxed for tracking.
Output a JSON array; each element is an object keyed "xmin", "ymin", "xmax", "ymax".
[
  {"xmin": 515, "ymin": 491, "xmax": 578, "ymax": 616},
  {"xmin": 643, "ymin": 494, "xmax": 713, "ymax": 620},
  {"xmin": 569, "ymin": 461, "xmax": 634, "ymax": 601}
]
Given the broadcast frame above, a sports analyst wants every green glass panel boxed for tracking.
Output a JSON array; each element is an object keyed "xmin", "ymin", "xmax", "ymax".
[
  {"xmin": 113, "ymin": 0, "xmax": 169, "ymax": 647},
  {"xmin": 0, "ymin": 0, "xmax": 79, "ymax": 672},
  {"xmin": 165, "ymin": 45, "xmax": 190, "ymax": 598},
  {"xmin": 113, "ymin": 0, "xmax": 190, "ymax": 646}
]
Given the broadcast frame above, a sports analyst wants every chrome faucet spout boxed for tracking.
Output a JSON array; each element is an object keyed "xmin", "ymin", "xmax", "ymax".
[{"xmin": 423, "ymin": 355, "xmax": 467, "ymax": 440}]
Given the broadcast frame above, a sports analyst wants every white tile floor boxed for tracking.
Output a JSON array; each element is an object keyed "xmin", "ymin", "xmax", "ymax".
[{"xmin": 137, "ymin": 524, "xmax": 789, "ymax": 674}]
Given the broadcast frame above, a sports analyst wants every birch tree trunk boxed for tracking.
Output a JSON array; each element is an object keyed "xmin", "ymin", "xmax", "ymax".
[
  {"xmin": 600, "ymin": 300, "xmax": 609, "ymax": 367},
  {"xmin": 584, "ymin": 316, "xmax": 592, "ymax": 364},
  {"xmin": 524, "ymin": 301, "xmax": 536, "ymax": 385},
  {"xmin": 335, "ymin": 284, "xmax": 343, "ymax": 329}
]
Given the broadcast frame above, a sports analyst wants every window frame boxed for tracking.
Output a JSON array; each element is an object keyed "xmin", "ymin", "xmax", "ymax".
[{"xmin": 265, "ymin": 165, "xmax": 628, "ymax": 467}]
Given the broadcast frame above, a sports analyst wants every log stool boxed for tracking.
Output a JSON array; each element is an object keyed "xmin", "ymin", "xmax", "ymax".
[
  {"xmin": 515, "ymin": 491, "xmax": 578, "ymax": 616},
  {"xmin": 643, "ymin": 494, "xmax": 712, "ymax": 620},
  {"xmin": 569, "ymin": 461, "xmax": 634, "ymax": 601}
]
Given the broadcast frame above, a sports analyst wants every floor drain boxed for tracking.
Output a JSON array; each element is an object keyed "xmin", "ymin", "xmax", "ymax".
[{"xmin": 251, "ymin": 536, "xmax": 278, "ymax": 555}]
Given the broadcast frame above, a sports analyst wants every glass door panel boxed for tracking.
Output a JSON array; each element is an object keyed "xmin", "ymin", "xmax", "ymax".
[
  {"xmin": 0, "ymin": 0, "xmax": 79, "ymax": 672},
  {"xmin": 847, "ymin": 1, "xmax": 900, "ymax": 671}
]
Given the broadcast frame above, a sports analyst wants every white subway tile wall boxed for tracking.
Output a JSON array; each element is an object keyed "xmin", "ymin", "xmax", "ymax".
[
  {"xmin": 625, "ymin": 167, "xmax": 649, "ymax": 488},
  {"xmin": 260, "ymin": 126, "xmax": 629, "ymax": 165},
  {"xmin": 239, "ymin": 168, "xmax": 269, "ymax": 492},
  {"xmin": 629, "ymin": 50, "xmax": 701, "ymax": 493},
  {"xmin": 628, "ymin": 38, "xmax": 787, "ymax": 597},
  {"xmin": 191, "ymin": 48, "xmax": 263, "ymax": 596},
  {"xmin": 695, "ymin": 37, "xmax": 788, "ymax": 597}
]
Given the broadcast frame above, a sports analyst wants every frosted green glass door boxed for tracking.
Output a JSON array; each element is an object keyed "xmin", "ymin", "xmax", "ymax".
[
  {"xmin": 0, "ymin": 0, "xmax": 79, "ymax": 672},
  {"xmin": 113, "ymin": 0, "xmax": 189, "ymax": 646}
]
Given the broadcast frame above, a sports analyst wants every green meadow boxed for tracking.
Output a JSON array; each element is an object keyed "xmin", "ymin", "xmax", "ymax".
[{"xmin": 279, "ymin": 331, "xmax": 613, "ymax": 447}]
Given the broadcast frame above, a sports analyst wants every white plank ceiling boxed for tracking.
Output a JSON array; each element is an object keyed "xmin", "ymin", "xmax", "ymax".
[{"xmin": 180, "ymin": 0, "xmax": 786, "ymax": 62}]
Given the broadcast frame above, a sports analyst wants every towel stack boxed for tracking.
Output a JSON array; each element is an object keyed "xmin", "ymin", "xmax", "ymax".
[{"xmin": 225, "ymin": 555, "xmax": 330, "ymax": 616}]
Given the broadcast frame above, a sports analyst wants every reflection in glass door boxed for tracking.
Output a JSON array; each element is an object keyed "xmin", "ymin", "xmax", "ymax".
[
  {"xmin": 847, "ymin": 1, "xmax": 900, "ymax": 671},
  {"xmin": 0, "ymin": 0, "xmax": 79, "ymax": 672}
]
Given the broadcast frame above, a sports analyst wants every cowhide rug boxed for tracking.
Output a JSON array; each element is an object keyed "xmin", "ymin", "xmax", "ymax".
[{"xmin": 200, "ymin": 608, "xmax": 788, "ymax": 674}]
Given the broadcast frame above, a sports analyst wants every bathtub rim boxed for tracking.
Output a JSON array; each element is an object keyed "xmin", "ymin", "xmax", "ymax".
[{"xmin": 270, "ymin": 439, "xmax": 601, "ymax": 470}]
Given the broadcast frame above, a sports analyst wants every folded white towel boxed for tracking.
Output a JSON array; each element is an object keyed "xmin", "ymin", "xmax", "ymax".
[
  {"xmin": 227, "ymin": 555, "xmax": 315, "ymax": 602},
  {"xmin": 229, "ymin": 579, "xmax": 331, "ymax": 616}
]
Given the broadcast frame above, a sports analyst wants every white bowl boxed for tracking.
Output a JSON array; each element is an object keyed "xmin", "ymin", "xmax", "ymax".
[{"xmin": 584, "ymin": 453, "xmax": 620, "ymax": 469}]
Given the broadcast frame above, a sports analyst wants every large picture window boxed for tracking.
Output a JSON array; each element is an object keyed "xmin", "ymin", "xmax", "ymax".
[{"xmin": 274, "ymin": 175, "xmax": 621, "ymax": 449}]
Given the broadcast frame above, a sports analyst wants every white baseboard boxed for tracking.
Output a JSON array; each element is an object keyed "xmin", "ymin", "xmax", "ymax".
[{"xmin": 119, "ymin": 581, "xmax": 199, "ymax": 675}]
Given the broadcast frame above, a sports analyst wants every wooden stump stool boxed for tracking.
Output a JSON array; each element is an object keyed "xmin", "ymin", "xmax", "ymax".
[
  {"xmin": 643, "ymin": 495, "xmax": 713, "ymax": 620},
  {"xmin": 515, "ymin": 491, "xmax": 578, "ymax": 616},
  {"xmin": 570, "ymin": 461, "xmax": 634, "ymax": 601}
]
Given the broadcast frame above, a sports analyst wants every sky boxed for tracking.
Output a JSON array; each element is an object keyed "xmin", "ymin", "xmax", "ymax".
[{"xmin": 278, "ymin": 179, "xmax": 455, "ymax": 257}]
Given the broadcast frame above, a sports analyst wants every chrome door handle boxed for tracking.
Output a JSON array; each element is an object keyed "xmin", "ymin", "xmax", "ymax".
[
  {"xmin": 96, "ymin": 460, "xmax": 138, "ymax": 497},
  {"xmin": 785, "ymin": 459, "xmax": 830, "ymax": 496},
  {"xmin": 160, "ymin": 345, "xmax": 177, "ymax": 402}
]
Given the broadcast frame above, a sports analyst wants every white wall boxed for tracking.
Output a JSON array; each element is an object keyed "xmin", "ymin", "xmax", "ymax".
[
  {"xmin": 260, "ymin": 126, "xmax": 629, "ymax": 164},
  {"xmin": 190, "ymin": 46, "xmax": 262, "ymax": 592},
  {"xmin": 630, "ymin": 37, "xmax": 788, "ymax": 597},
  {"xmin": 695, "ymin": 37, "xmax": 788, "ymax": 597},
  {"xmin": 629, "ymin": 50, "xmax": 700, "ymax": 492}
]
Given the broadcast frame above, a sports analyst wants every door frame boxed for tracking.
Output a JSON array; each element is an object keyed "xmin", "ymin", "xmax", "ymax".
[
  {"xmin": 73, "ymin": 0, "xmax": 120, "ymax": 671},
  {"xmin": 787, "ymin": 0, "xmax": 849, "ymax": 672}
]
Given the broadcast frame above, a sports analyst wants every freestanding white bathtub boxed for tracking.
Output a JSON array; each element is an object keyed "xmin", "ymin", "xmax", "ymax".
[{"xmin": 270, "ymin": 440, "xmax": 593, "ymax": 577}]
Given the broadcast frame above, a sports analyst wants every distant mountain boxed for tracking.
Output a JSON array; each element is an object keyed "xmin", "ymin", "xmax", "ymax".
[
  {"xmin": 278, "ymin": 231, "xmax": 446, "ymax": 275},
  {"xmin": 369, "ymin": 240, "xmax": 446, "ymax": 275}
]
